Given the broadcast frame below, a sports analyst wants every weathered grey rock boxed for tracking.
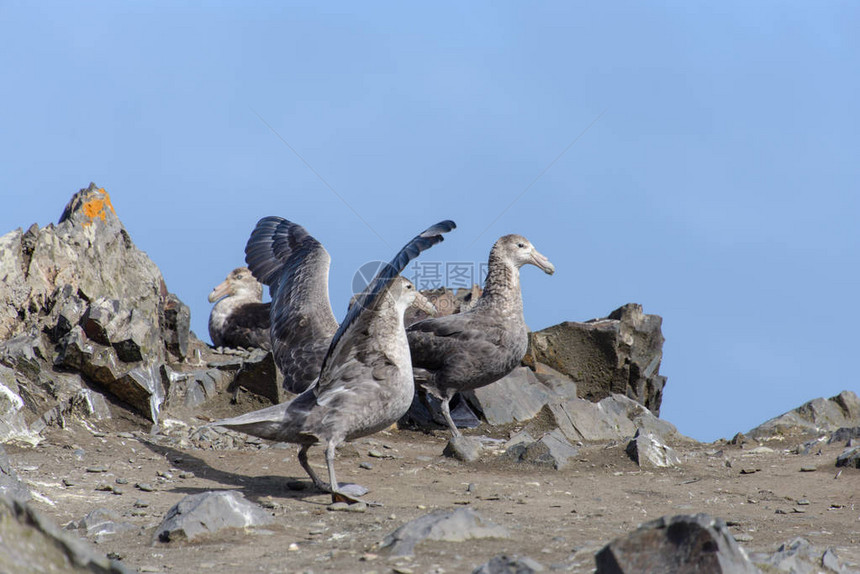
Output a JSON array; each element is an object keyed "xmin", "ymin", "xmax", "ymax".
[
  {"xmin": 835, "ymin": 446, "xmax": 860, "ymax": 469},
  {"xmin": 750, "ymin": 537, "xmax": 851, "ymax": 574},
  {"xmin": 66, "ymin": 508, "xmax": 136, "ymax": 541},
  {"xmin": 443, "ymin": 435, "xmax": 483, "ymax": 462},
  {"xmin": 0, "ymin": 445, "xmax": 30, "ymax": 502},
  {"xmin": 505, "ymin": 429, "xmax": 580, "ymax": 470},
  {"xmin": 163, "ymin": 366, "xmax": 226, "ymax": 410},
  {"xmin": 160, "ymin": 292, "xmax": 190, "ymax": 359},
  {"xmin": 0, "ymin": 494, "xmax": 133, "ymax": 574},
  {"xmin": 524, "ymin": 394, "xmax": 684, "ymax": 445},
  {"xmin": 626, "ymin": 429, "xmax": 681, "ymax": 468},
  {"xmin": 155, "ymin": 490, "xmax": 273, "ymax": 542},
  {"xmin": 595, "ymin": 513, "xmax": 758, "ymax": 574},
  {"xmin": 228, "ymin": 349, "xmax": 284, "ymax": 405},
  {"xmin": 748, "ymin": 391, "xmax": 860, "ymax": 441},
  {"xmin": 828, "ymin": 427, "xmax": 860, "ymax": 445},
  {"xmin": 0, "ymin": 366, "xmax": 39, "ymax": 445},
  {"xmin": 472, "ymin": 554, "xmax": 545, "ymax": 574},
  {"xmin": 466, "ymin": 367, "xmax": 553, "ymax": 425},
  {"xmin": 380, "ymin": 507, "xmax": 510, "ymax": 556},
  {"xmin": 525, "ymin": 303, "xmax": 666, "ymax": 415}
]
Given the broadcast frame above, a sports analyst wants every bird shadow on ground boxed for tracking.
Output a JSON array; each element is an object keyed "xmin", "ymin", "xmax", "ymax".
[{"xmin": 136, "ymin": 438, "xmax": 332, "ymax": 506}]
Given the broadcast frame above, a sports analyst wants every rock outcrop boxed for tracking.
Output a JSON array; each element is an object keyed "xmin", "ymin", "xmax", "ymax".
[
  {"xmin": 524, "ymin": 304, "xmax": 667, "ymax": 415},
  {"xmin": 748, "ymin": 391, "xmax": 860, "ymax": 441}
]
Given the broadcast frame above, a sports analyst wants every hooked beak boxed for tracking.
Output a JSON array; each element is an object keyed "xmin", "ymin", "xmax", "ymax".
[
  {"xmin": 411, "ymin": 291, "xmax": 438, "ymax": 316},
  {"xmin": 530, "ymin": 248, "xmax": 555, "ymax": 275},
  {"xmin": 208, "ymin": 280, "xmax": 231, "ymax": 303}
]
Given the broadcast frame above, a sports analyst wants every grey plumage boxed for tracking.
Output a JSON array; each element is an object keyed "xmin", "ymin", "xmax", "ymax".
[
  {"xmin": 207, "ymin": 267, "xmax": 272, "ymax": 350},
  {"xmin": 213, "ymin": 220, "xmax": 456, "ymax": 503},
  {"xmin": 407, "ymin": 234, "xmax": 555, "ymax": 437}
]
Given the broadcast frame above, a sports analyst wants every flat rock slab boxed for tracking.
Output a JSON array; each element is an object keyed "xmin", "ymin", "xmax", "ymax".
[
  {"xmin": 595, "ymin": 513, "xmax": 758, "ymax": 574},
  {"xmin": 836, "ymin": 446, "xmax": 860, "ymax": 469},
  {"xmin": 468, "ymin": 367, "xmax": 552, "ymax": 426},
  {"xmin": 66, "ymin": 508, "xmax": 136, "ymax": 541},
  {"xmin": 381, "ymin": 507, "xmax": 510, "ymax": 556},
  {"xmin": 472, "ymin": 554, "xmax": 545, "ymax": 573},
  {"xmin": 156, "ymin": 490, "xmax": 273, "ymax": 542},
  {"xmin": 0, "ymin": 494, "xmax": 132, "ymax": 574},
  {"xmin": 749, "ymin": 390, "xmax": 860, "ymax": 441}
]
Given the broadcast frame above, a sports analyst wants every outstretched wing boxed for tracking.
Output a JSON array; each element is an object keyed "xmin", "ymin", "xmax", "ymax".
[
  {"xmin": 244, "ymin": 217, "xmax": 339, "ymax": 393},
  {"xmin": 318, "ymin": 220, "xmax": 456, "ymax": 379}
]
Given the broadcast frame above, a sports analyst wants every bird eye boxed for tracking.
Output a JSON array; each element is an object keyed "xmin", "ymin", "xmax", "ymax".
[{"xmin": 517, "ymin": 243, "xmax": 525, "ymax": 248}]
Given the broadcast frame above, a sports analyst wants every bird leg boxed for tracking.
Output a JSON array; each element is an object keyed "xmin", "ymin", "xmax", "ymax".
[
  {"xmin": 325, "ymin": 441, "xmax": 379, "ymax": 505},
  {"xmin": 439, "ymin": 397, "xmax": 463, "ymax": 438},
  {"xmin": 298, "ymin": 444, "xmax": 329, "ymax": 492}
]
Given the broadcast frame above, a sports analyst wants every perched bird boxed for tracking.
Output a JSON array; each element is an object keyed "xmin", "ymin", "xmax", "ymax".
[
  {"xmin": 207, "ymin": 267, "xmax": 272, "ymax": 350},
  {"xmin": 243, "ymin": 217, "xmax": 436, "ymax": 394},
  {"xmin": 211, "ymin": 220, "xmax": 455, "ymax": 503},
  {"xmin": 407, "ymin": 234, "xmax": 555, "ymax": 437}
]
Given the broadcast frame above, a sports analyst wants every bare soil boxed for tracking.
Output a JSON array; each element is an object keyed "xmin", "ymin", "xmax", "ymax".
[{"xmin": 6, "ymin": 396, "xmax": 860, "ymax": 574}]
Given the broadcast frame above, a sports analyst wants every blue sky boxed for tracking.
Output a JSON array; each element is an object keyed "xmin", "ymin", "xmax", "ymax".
[{"xmin": 2, "ymin": 2, "xmax": 858, "ymax": 442}]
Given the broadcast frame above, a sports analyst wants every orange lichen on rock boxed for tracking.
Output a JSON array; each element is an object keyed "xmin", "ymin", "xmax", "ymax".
[{"xmin": 81, "ymin": 188, "xmax": 116, "ymax": 227}]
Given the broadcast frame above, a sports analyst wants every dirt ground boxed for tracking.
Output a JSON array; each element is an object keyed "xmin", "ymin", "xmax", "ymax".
[{"xmin": 6, "ymin": 398, "xmax": 860, "ymax": 574}]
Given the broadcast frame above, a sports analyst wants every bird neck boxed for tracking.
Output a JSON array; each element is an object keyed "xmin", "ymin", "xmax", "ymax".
[{"xmin": 479, "ymin": 251, "xmax": 523, "ymax": 317}]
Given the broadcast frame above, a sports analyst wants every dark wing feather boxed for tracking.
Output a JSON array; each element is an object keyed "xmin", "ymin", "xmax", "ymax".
[
  {"xmin": 244, "ymin": 217, "xmax": 339, "ymax": 393},
  {"xmin": 220, "ymin": 302, "xmax": 272, "ymax": 350},
  {"xmin": 319, "ymin": 220, "xmax": 456, "ymax": 376}
]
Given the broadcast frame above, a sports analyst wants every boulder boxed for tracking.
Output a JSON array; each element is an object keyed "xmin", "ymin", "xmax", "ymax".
[
  {"xmin": 228, "ymin": 348, "xmax": 284, "ymax": 405},
  {"xmin": 595, "ymin": 513, "xmax": 758, "ymax": 574},
  {"xmin": 525, "ymin": 304, "xmax": 666, "ymax": 415},
  {"xmin": 0, "ymin": 494, "xmax": 132, "ymax": 574},
  {"xmin": 835, "ymin": 446, "xmax": 860, "ymax": 469},
  {"xmin": 155, "ymin": 490, "xmax": 273, "ymax": 542},
  {"xmin": 0, "ymin": 365, "xmax": 40, "ymax": 445},
  {"xmin": 443, "ymin": 435, "xmax": 483, "ymax": 462},
  {"xmin": 380, "ymin": 507, "xmax": 509, "ymax": 556},
  {"xmin": 466, "ymin": 367, "xmax": 553, "ymax": 425},
  {"xmin": 625, "ymin": 429, "xmax": 681, "ymax": 468},
  {"xmin": 748, "ymin": 391, "xmax": 860, "ymax": 441},
  {"xmin": 65, "ymin": 508, "xmax": 137, "ymax": 542},
  {"xmin": 505, "ymin": 428, "xmax": 580, "ymax": 470}
]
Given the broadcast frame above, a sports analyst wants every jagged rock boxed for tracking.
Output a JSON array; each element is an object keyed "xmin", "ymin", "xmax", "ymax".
[
  {"xmin": 524, "ymin": 394, "xmax": 684, "ymax": 445},
  {"xmin": 155, "ymin": 490, "xmax": 273, "ymax": 542},
  {"xmin": 0, "ymin": 445, "xmax": 30, "ymax": 502},
  {"xmin": 0, "ymin": 494, "xmax": 132, "ymax": 573},
  {"xmin": 829, "ymin": 427, "xmax": 860, "ymax": 445},
  {"xmin": 229, "ymin": 349, "xmax": 284, "ymax": 405},
  {"xmin": 595, "ymin": 513, "xmax": 758, "ymax": 574},
  {"xmin": 748, "ymin": 391, "xmax": 860, "ymax": 441},
  {"xmin": 835, "ymin": 446, "xmax": 860, "ymax": 468},
  {"xmin": 626, "ymin": 429, "xmax": 681, "ymax": 468},
  {"xmin": 443, "ymin": 436, "xmax": 483, "ymax": 462},
  {"xmin": 380, "ymin": 507, "xmax": 510, "ymax": 556},
  {"xmin": 0, "ymin": 366, "xmax": 39, "ymax": 445},
  {"xmin": 472, "ymin": 554, "xmax": 545, "ymax": 574},
  {"xmin": 163, "ymin": 366, "xmax": 226, "ymax": 409},
  {"xmin": 66, "ymin": 508, "xmax": 137, "ymax": 542},
  {"xmin": 161, "ymin": 292, "xmax": 190, "ymax": 359},
  {"xmin": 464, "ymin": 367, "xmax": 553, "ymax": 426},
  {"xmin": 505, "ymin": 428, "xmax": 580, "ymax": 470},
  {"xmin": 525, "ymin": 304, "xmax": 666, "ymax": 415},
  {"xmin": 750, "ymin": 537, "xmax": 850, "ymax": 573}
]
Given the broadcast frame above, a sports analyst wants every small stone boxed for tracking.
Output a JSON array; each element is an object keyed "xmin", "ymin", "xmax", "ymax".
[
  {"xmin": 115, "ymin": 477, "xmax": 129, "ymax": 485},
  {"xmin": 136, "ymin": 482, "xmax": 156, "ymax": 492},
  {"xmin": 360, "ymin": 553, "xmax": 378, "ymax": 561},
  {"xmin": 156, "ymin": 470, "xmax": 173, "ymax": 479},
  {"xmin": 111, "ymin": 488, "xmax": 124, "ymax": 495},
  {"xmin": 796, "ymin": 499, "xmax": 810, "ymax": 506},
  {"xmin": 92, "ymin": 432, "xmax": 107, "ymax": 438},
  {"xmin": 792, "ymin": 507, "xmax": 806, "ymax": 513},
  {"xmin": 86, "ymin": 466, "xmax": 108, "ymax": 473},
  {"xmin": 259, "ymin": 497, "xmax": 280, "ymax": 510},
  {"xmin": 95, "ymin": 483, "xmax": 114, "ymax": 492},
  {"xmin": 734, "ymin": 533, "xmax": 754, "ymax": 542},
  {"xmin": 62, "ymin": 478, "xmax": 76, "ymax": 487},
  {"xmin": 179, "ymin": 471, "xmax": 195, "ymax": 479},
  {"xmin": 327, "ymin": 502, "xmax": 350, "ymax": 512},
  {"xmin": 775, "ymin": 509, "xmax": 788, "ymax": 515},
  {"xmin": 360, "ymin": 462, "xmax": 374, "ymax": 470},
  {"xmin": 443, "ymin": 436, "xmax": 482, "ymax": 462},
  {"xmin": 368, "ymin": 449, "xmax": 384, "ymax": 458},
  {"xmin": 740, "ymin": 468, "xmax": 760, "ymax": 475},
  {"xmin": 288, "ymin": 543, "xmax": 299, "ymax": 552},
  {"xmin": 392, "ymin": 568, "xmax": 414, "ymax": 574},
  {"xmin": 347, "ymin": 502, "xmax": 368, "ymax": 513},
  {"xmin": 134, "ymin": 499, "xmax": 150, "ymax": 508},
  {"xmin": 117, "ymin": 432, "xmax": 135, "ymax": 439},
  {"xmin": 800, "ymin": 466, "xmax": 817, "ymax": 472}
]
